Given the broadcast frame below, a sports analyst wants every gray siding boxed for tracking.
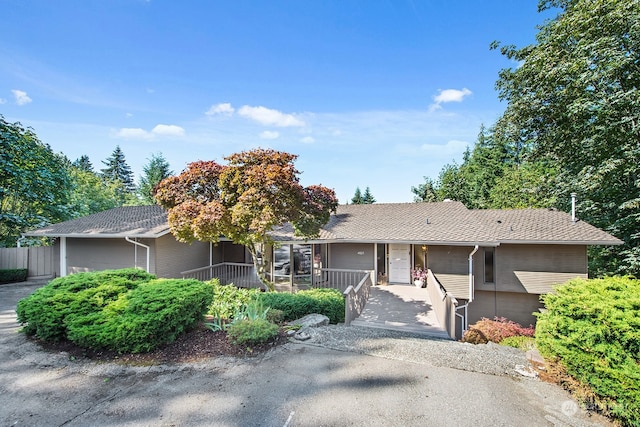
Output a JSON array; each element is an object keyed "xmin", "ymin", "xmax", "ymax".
[
  {"xmin": 493, "ymin": 244, "xmax": 587, "ymax": 293},
  {"xmin": 64, "ymin": 238, "xmax": 137, "ymax": 275},
  {"xmin": 470, "ymin": 290, "xmax": 543, "ymax": 327},
  {"xmin": 428, "ymin": 245, "xmax": 473, "ymax": 275},
  {"xmin": 329, "ymin": 243, "xmax": 375, "ymax": 270},
  {"xmin": 154, "ymin": 234, "xmax": 209, "ymax": 278}
]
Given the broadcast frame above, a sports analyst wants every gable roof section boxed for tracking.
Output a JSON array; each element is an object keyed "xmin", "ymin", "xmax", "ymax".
[
  {"xmin": 23, "ymin": 205, "xmax": 170, "ymax": 238},
  {"xmin": 271, "ymin": 201, "xmax": 498, "ymax": 245},
  {"xmin": 473, "ymin": 209, "xmax": 622, "ymax": 245}
]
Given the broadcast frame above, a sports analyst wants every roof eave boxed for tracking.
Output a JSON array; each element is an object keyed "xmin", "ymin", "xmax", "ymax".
[
  {"xmin": 498, "ymin": 239, "xmax": 623, "ymax": 246},
  {"xmin": 22, "ymin": 229, "xmax": 171, "ymax": 239}
]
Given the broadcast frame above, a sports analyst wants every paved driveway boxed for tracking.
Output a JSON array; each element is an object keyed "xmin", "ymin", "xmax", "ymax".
[{"xmin": 0, "ymin": 282, "xmax": 610, "ymax": 427}]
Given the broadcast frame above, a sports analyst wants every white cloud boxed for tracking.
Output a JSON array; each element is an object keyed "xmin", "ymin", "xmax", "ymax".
[
  {"xmin": 114, "ymin": 124, "xmax": 185, "ymax": 140},
  {"xmin": 206, "ymin": 102, "xmax": 235, "ymax": 116},
  {"xmin": 115, "ymin": 128, "xmax": 153, "ymax": 139},
  {"xmin": 12, "ymin": 89, "xmax": 32, "ymax": 105},
  {"xmin": 300, "ymin": 136, "xmax": 315, "ymax": 144},
  {"xmin": 429, "ymin": 88, "xmax": 472, "ymax": 112},
  {"xmin": 125, "ymin": 112, "xmax": 133, "ymax": 118},
  {"xmin": 152, "ymin": 124, "xmax": 185, "ymax": 137},
  {"xmin": 238, "ymin": 105, "xmax": 305, "ymax": 127},
  {"xmin": 260, "ymin": 130, "xmax": 279, "ymax": 140}
]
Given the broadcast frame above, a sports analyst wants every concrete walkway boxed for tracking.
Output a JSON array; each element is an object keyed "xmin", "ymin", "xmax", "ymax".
[{"xmin": 351, "ymin": 284, "xmax": 451, "ymax": 339}]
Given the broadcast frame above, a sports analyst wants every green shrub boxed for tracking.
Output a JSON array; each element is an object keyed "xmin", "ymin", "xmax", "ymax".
[
  {"xmin": 207, "ymin": 279, "xmax": 260, "ymax": 320},
  {"xmin": 461, "ymin": 317, "xmax": 534, "ymax": 344},
  {"xmin": 17, "ymin": 268, "xmax": 155, "ymax": 341},
  {"xmin": 536, "ymin": 276, "xmax": 640, "ymax": 425},
  {"xmin": 67, "ymin": 279, "xmax": 214, "ymax": 353},
  {"xmin": 256, "ymin": 288, "xmax": 345, "ymax": 324},
  {"xmin": 499, "ymin": 335, "xmax": 536, "ymax": 351},
  {"xmin": 227, "ymin": 318, "xmax": 279, "ymax": 345},
  {"xmin": 0, "ymin": 269, "xmax": 28, "ymax": 284},
  {"xmin": 266, "ymin": 308, "xmax": 284, "ymax": 324},
  {"xmin": 16, "ymin": 269, "xmax": 215, "ymax": 354}
]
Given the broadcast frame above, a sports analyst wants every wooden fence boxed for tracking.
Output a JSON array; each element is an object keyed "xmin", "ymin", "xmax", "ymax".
[{"xmin": 0, "ymin": 247, "xmax": 55, "ymax": 279}]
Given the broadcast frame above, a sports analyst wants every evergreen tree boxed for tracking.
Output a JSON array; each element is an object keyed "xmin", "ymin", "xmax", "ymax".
[
  {"xmin": 362, "ymin": 187, "xmax": 376, "ymax": 204},
  {"xmin": 100, "ymin": 146, "xmax": 135, "ymax": 194},
  {"xmin": 72, "ymin": 155, "xmax": 94, "ymax": 173},
  {"xmin": 493, "ymin": 0, "xmax": 640, "ymax": 275},
  {"xmin": 411, "ymin": 177, "xmax": 438, "ymax": 202},
  {"xmin": 137, "ymin": 152, "xmax": 174, "ymax": 205},
  {"xmin": 351, "ymin": 187, "xmax": 363, "ymax": 204}
]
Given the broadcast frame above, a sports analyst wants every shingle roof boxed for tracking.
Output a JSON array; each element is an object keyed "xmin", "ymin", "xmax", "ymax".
[
  {"xmin": 473, "ymin": 208, "xmax": 622, "ymax": 245},
  {"xmin": 23, "ymin": 205, "xmax": 170, "ymax": 238},
  {"xmin": 271, "ymin": 201, "xmax": 498, "ymax": 245},
  {"xmin": 272, "ymin": 202, "xmax": 621, "ymax": 246},
  {"xmin": 24, "ymin": 202, "xmax": 622, "ymax": 245}
]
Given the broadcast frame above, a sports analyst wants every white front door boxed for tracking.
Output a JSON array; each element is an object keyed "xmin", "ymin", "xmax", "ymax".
[{"xmin": 388, "ymin": 244, "xmax": 411, "ymax": 284}]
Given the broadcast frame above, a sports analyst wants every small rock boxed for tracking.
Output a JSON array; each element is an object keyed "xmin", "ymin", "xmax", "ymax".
[
  {"xmin": 294, "ymin": 331, "xmax": 311, "ymax": 341},
  {"xmin": 514, "ymin": 364, "xmax": 538, "ymax": 378},
  {"xmin": 289, "ymin": 313, "xmax": 329, "ymax": 329}
]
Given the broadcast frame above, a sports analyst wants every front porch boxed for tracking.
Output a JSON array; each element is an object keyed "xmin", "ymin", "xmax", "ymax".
[
  {"xmin": 351, "ymin": 284, "xmax": 450, "ymax": 339},
  {"xmin": 181, "ymin": 262, "xmax": 457, "ymax": 339}
]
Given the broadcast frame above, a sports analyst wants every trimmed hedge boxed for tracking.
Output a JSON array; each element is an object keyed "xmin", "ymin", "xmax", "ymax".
[
  {"xmin": 257, "ymin": 288, "xmax": 345, "ymax": 324},
  {"xmin": 17, "ymin": 268, "xmax": 155, "ymax": 341},
  {"xmin": 67, "ymin": 279, "xmax": 214, "ymax": 353},
  {"xmin": 536, "ymin": 276, "xmax": 640, "ymax": 426},
  {"xmin": 16, "ymin": 269, "xmax": 214, "ymax": 354},
  {"xmin": 0, "ymin": 269, "xmax": 28, "ymax": 284}
]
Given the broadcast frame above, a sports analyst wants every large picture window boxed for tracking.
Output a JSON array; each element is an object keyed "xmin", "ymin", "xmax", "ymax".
[{"xmin": 272, "ymin": 244, "xmax": 312, "ymax": 289}]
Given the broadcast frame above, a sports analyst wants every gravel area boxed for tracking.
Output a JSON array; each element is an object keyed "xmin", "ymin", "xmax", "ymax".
[{"xmin": 298, "ymin": 324, "xmax": 534, "ymax": 377}]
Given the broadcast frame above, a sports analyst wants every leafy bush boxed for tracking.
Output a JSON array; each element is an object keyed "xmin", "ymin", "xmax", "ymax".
[
  {"xmin": 536, "ymin": 276, "xmax": 640, "ymax": 425},
  {"xmin": 499, "ymin": 335, "xmax": 536, "ymax": 351},
  {"xmin": 17, "ymin": 268, "xmax": 155, "ymax": 341},
  {"xmin": 227, "ymin": 318, "xmax": 279, "ymax": 345},
  {"xmin": 67, "ymin": 279, "xmax": 214, "ymax": 353},
  {"xmin": 232, "ymin": 299, "xmax": 270, "ymax": 322},
  {"xmin": 207, "ymin": 279, "xmax": 260, "ymax": 320},
  {"xmin": 266, "ymin": 308, "xmax": 284, "ymax": 324},
  {"xmin": 256, "ymin": 288, "xmax": 345, "ymax": 324},
  {"xmin": 462, "ymin": 317, "xmax": 534, "ymax": 344},
  {"xmin": 0, "ymin": 269, "xmax": 28, "ymax": 284},
  {"xmin": 17, "ymin": 269, "xmax": 215, "ymax": 354}
]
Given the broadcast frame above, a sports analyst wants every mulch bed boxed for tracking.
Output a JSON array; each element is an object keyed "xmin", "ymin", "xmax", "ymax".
[{"xmin": 33, "ymin": 322, "xmax": 290, "ymax": 366}]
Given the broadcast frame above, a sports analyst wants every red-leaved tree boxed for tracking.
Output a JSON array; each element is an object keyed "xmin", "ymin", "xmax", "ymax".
[{"xmin": 154, "ymin": 148, "xmax": 338, "ymax": 291}]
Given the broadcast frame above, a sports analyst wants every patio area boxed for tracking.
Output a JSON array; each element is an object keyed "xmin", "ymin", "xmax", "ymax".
[{"xmin": 351, "ymin": 283, "xmax": 451, "ymax": 339}]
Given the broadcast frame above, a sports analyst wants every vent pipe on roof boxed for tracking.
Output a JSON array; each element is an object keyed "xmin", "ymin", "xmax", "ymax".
[{"xmin": 571, "ymin": 193, "xmax": 577, "ymax": 223}]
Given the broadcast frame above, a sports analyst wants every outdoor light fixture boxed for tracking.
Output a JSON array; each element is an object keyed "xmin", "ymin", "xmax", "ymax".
[{"xmin": 421, "ymin": 245, "xmax": 427, "ymax": 252}]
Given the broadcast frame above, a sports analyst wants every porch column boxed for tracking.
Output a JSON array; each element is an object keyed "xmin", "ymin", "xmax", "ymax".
[{"xmin": 59, "ymin": 236, "xmax": 67, "ymax": 277}]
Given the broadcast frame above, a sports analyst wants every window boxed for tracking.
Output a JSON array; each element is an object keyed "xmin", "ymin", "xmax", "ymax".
[{"xmin": 484, "ymin": 248, "xmax": 494, "ymax": 283}]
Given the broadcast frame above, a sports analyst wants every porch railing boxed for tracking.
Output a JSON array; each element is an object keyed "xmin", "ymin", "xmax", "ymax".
[
  {"xmin": 426, "ymin": 269, "xmax": 459, "ymax": 340},
  {"xmin": 313, "ymin": 268, "xmax": 374, "ymax": 293},
  {"xmin": 181, "ymin": 263, "xmax": 264, "ymax": 289},
  {"xmin": 343, "ymin": 270, "xmax": 374, "ymax": 326}
]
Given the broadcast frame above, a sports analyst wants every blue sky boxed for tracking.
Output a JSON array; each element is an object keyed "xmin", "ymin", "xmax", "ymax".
[{"xmin": 1, "ymin": 1, "xmax": 556, "ymax": 203}]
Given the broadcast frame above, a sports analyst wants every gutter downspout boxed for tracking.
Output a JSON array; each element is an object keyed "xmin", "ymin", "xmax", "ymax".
[
  {"xmin": 125, "ymin": 237, "xmax": 150, "ymax": 273},
  {"xmin": 455, "ymin": 245, "xmax": 479, "ymax": 337}
]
